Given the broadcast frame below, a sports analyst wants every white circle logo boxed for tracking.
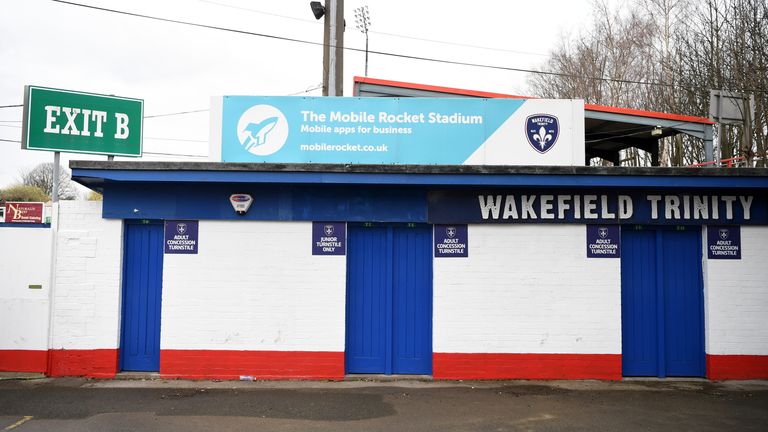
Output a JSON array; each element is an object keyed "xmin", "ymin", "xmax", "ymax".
[{"xmin": 236, "ymin": 104, "xmax": 289, "ymax": 156}]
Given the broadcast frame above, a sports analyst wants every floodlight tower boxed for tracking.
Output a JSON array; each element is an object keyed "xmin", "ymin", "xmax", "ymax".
[{"xmin": 354, "ymin": 5, "xmax": 371, "ymax": 77}]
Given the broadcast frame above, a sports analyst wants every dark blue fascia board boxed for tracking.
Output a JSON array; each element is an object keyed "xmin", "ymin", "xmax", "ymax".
[{"xmin": 72, "ymin": 168, "xmax": 768, "ymax": 189}]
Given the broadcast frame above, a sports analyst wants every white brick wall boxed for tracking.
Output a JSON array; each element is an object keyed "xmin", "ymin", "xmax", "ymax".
[
  {"xmin": 0, "ymin": 226, "xmax": 52, "ymax": 350},
  {"xmin": 705, "ymin": 226, "xmax": 768, "ymax": 355},
  {"xmin": 161, "ymin": 221, "xmax": 346, "ymax": 351},
  {"xmin": 434, "ymin": 224, "xmax": 621, "ymax": 354},
  {"xmin": 50, "ymin": 201, "xmax": 123, "ymax": 349}
]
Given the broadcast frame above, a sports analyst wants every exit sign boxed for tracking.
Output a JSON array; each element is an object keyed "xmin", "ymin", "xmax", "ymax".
[{"xmin": 22, "ymin": 86, "xmax": 143, "ymax": 157}]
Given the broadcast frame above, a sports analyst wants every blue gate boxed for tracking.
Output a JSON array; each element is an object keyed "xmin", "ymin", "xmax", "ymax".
[
  {"xmin": 621, "ymin": 226, "xmax": 705, "ymax": 377},
  {"xmin": 120, "ymin": 221, "xmax": 164, "ymax": 371},
  {"xmin": 346, "ymin": 224, "xmax": 432, "ymax": 375}
]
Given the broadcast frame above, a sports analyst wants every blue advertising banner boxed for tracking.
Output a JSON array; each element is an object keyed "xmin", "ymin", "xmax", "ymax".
[
  {"xmin": 312, "ymin": 222, "xmax": 346, "ymax": 255},
  {"xmin": 164, "ymin": 220, "xmax": 198, "ymax": 254},
  {"xmin": 434, "ymin": 224, "xmax": 468, "ymax": 257},
  {"xmin": 217, "ymin": 96, "xmax": 584, "ymax": 165},
  {"xmin": 428, "ymin": 190, "xmax": 767, "ymax": 225},
  {"xmin": 586, "ymin": 225, "xmax": 620, "ymax": 258},
  {"xmin": 707, "ymin": 225, "xmax": 741, "ymax": 259}
]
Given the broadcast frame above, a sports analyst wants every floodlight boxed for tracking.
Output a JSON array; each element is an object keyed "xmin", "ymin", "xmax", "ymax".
[{"xmin": 310, "ymin": 1, "xmax": 326, "ymax": 20}]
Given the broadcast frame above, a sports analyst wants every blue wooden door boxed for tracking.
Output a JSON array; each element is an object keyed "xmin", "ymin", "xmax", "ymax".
[
  {"xmin": 120, "ymin": 221, "xmax": 164, "ymax": 371},
  {"xmin": 621, "ymin": 227, "xmax": 705, "ymax": 377},
  {"xmin": 661, "ymin": 229, "xmax": 705, "ymax": 377},
  {"xmin": 345, "ymin": 225, "xmax": 391, "ymax": 373},
  {"xmin": 392, "ymin": 227, "xmax": 433, "ymax": 374},
  {"xmin": 346, "ymin": 224, "xmax": 432, "ymax": 375}
]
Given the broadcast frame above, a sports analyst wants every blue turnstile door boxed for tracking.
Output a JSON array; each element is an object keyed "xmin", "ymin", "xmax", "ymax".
[
  {"xmin": 346, "ymin": 224, "xmax": 432, "ymax": 375},
  {"xmin": 621, "ymin": 227, "xmax": 705, "ymax": 377},
  {"xmin": 120, "ymin": 221, "xmax": 164, "ymax": 371}
]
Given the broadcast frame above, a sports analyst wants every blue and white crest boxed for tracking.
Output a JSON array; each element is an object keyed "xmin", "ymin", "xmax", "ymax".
[
  {"xmin": 598, "ymin": 227, "xmax": 608, "ymax": 239},
  {"xmin": 525, "ymin": 114, "xmax": 559, "ymax": 154},
  {"xmin": 719, "ymin": 228, "xmax": 729, "ymax": 240},
  {"xmin": 176, "ymin": 223, "xmax": 187, "ymax": 235},
  {"xmin": 446, "ymin": 226, "xmax": 456, "ymax": 238},
  {"xmin": 324, "ymin": 224, "xmax": 335, "ymax": 236}
]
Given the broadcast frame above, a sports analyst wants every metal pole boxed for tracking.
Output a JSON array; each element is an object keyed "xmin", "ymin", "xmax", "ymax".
[
  {"xmin": 717, "ymin": 92, "xmax": 725, "ymax": 165},
  {"xmin": 365, "ymin": 32, "xmax": 369, "ymax": 76},
  {"xmin": 52, "ymin": 152, "xmax": 60, "ymax": 203},
  {"xmin": 703, "ymin": 124, "xmax": 714, "ymax": 166},
  {"xmin": 328, "ymin": 0, "xmax": 338, "ymax": 96},
  {"xmin": 743, "ymin": 93, "xmax": 752, "ymax": 167}
]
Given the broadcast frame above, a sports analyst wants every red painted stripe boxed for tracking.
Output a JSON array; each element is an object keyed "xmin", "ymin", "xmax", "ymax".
[
  {"xmin": 433, "ymin": 353, "xmax": 622, "ymax": 380},
  {"xmin": 48, "ymin": 349, "xmax": 119, "ymax": 378},
  {"xmin": 160, "ymin": 350, "xmax": 345, "ymax": 380},
  {"xmin": 353, "ymin": 76, "xmax": 714, "ymax": 125},
  {"xmin": 707, "ymin": 355, "xmax": 768, "ymax": 380},
  {"xmin": 0, "ymin": 350, "xmax": 47, "ymax": 373}
]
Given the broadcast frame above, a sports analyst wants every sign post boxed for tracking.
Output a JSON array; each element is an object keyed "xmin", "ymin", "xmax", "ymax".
[{"xmin": 52, "ymin": 152, "xmax": 60, "ymax": 203}]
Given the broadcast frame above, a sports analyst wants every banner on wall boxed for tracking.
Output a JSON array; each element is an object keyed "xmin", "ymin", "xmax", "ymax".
[
  {"xmin": 212, "ymin": 96, "xmax": 585, "ymax": 166},
  {"xmin": 164, "ymin": 220, "xmax": 199, "ymax": 254},
  {"xmin": 434, "ymin": 224, "xmax": 468, "ymax": 257},
  {"xmin": 3, "ymin": 202, "xmax": 44, "ymax": 223},
  {"xmin": 312, "ymin": 222, "xmax": 346, "ymax": 255},
  {"xmin": 707, "ymin": 225, "xmax": 741, "ymax": 259},
  {"xmin": 428, "ymin": 190, "xmax": 767, "ymax": 225},
  {"xmin": 586, "ymin": 225, "xmax": 620, "ymax": 258}
]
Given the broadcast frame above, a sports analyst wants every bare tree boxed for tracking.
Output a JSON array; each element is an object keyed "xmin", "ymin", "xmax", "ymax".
[
  {"xmin": 527, "ymin": 0, "xmax": 767, "ymax": 167},
  {"xmin": 19, "ymin": 163, "xmax": 78, "ymax": 200}
]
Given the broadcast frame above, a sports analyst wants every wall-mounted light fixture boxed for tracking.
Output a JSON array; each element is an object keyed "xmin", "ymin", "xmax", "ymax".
[{"xmin": 310, "ymin": 1, "xmax": 326, "ymax": 20}]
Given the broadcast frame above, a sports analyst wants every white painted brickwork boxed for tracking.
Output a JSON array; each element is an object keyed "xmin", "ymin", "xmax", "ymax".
[
  {"xmin": 434, "ymin": 224, "xmax": 621, "ymax": 354},
  {"xmin": 161, "ymin": 221, "xmax": 346, "ymax": 351},
  {"xmin": 51, "ymin": 201, "xmax": 123, "ymax": 349},
  {"xmin": 705, "ymin": 226, "xmax": 768, "ymax": 355},
  {"xmin": 0, "ymin": 226, "xmax": 52, "ymax": 350}
]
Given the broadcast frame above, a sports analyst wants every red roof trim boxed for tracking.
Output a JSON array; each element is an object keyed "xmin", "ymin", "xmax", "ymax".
[
  {"xmin": 353, "ymin": 76, "xmax": 715, "ymax": 125},
  {"xmin": 354, "ymin": 76, "xmax": 530, "ymax": 99}
]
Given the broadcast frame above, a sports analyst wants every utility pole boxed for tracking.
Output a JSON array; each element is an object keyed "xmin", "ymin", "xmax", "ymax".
[{"xmin": 315, "ymin": 0, "xmax": 344, "ymax": 96}]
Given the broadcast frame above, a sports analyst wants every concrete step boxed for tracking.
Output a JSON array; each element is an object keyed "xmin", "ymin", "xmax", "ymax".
[
  {"xmin": 344, "ymin": 374, "xmax": 433, "ymax": 382},
  {"xmin": 114, "ymin": 371, "xmax": 161, "ymax": 381}
]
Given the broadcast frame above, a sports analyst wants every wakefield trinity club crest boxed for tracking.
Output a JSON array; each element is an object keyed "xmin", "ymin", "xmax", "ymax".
[{"xmin": 526, "ymin": 114, "xmax": 560, "ymax": 154}]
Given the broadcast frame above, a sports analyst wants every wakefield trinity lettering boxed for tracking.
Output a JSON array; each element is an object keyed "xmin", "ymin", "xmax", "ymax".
[{"xmin": 428, "ymin": 191, "xmax": 765, "ymax": 225}]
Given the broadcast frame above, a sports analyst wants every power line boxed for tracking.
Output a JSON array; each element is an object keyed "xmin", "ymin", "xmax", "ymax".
[
  {"xmin": 196, "ymin": 0, "xmax": 547, "ymax": 58},
  {"xmin": 196, "ymin": 0, "xmax": 318, "ymax": 25},
  {"xmin": 48, "ymin": 0, "xmax": 694, "ymax": 91},
  {"xmin": 145, "ymin": 136, "xmax": 207, "ymax": 143},
  {"xmin": 143, "ymin": 151, "xmax": 208, "ymax": 158},
  {"xmin": 0, "ymin": 104, "xmax": 23, "ymax": 109},
  {"xmin": 0, "ymin": 83, "xmax": 323, "ymax": 125},
  {"xmin": 0, "ymin": 137, "xmax": 207, "ymax": 158},
  {"xmin": 285, "ymin": 84, "xmax": 323, "ymax": 96},
  {"xmin": 370, "ymin": 30, "xmax": 549, "ymax": 58},
  {"xmin": 145, "ymin": 108, "xmax": 209, "ymax": 119}
]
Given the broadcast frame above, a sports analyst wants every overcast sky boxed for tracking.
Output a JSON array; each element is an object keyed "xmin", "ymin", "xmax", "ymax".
[{"xmin": 0, "ymin": 0, "xmax": 617, "ymax": 192}]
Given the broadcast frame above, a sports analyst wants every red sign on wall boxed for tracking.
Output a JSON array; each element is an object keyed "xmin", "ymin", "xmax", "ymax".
[{"xmin": 4, "ymin": 202, "xmax": 44, "ymax": 223}]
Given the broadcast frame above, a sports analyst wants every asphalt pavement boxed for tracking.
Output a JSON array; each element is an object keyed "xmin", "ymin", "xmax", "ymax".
[{"xmin": 0, "ymin": 377, "xmax": 766, "ymax": 431}]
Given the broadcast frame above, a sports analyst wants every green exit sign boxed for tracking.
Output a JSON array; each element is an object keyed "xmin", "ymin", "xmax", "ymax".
[{"xmin": 22, "ymin": 86, "xmax": 143, "ymax": 157}]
